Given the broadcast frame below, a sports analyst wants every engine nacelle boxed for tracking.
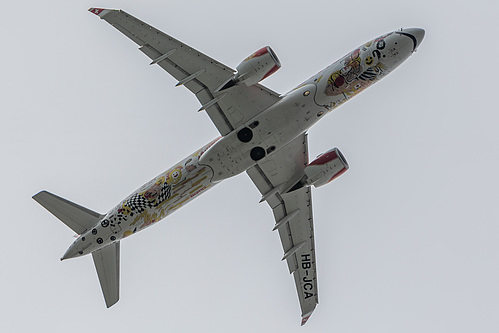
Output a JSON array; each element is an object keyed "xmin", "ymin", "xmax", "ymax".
[
  {"xmin": 235, "ymin": 46, "xmax": 281, "ymax": 86},
  {"xmin": 304, "ymin": 148, "xmax": 349, "ymax": 188}
]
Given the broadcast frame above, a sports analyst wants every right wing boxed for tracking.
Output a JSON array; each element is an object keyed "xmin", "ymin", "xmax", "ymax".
[
  {"xmin": 89, "ymin": 8, "xmax": 281, "ymax": 136},
  {"xmin": 246, "ymin": 133, "xmax": 319, "ymax": 325}
]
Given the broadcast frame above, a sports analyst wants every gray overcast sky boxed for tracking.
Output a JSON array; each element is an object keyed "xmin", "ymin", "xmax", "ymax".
[{"xmin": 2, "ymin": 0, "xmax": 498, "ymax": 332}]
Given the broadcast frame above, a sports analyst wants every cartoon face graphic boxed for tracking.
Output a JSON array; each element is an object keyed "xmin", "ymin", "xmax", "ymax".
[
  {"xmin": 166, "ymin": 167, "xmax": 183, "ymax": 185},
  {"xmin": 171, "ymin": 170, "xmax": 180, "ymax": 180},
  {"xmin": 324, "ymin": 48, "xmax": 365, "ymax": 96},
  {"xmin": 323, "ymin": 37, "xmax": 394, "ymax": 98}
]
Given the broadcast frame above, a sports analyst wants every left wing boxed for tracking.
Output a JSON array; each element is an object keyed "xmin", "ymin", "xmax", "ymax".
[
  {"xmin": 246, "ymin": 133, "xmax": 318, "ymax": 325},
  {"xmin": 89, "ymin": 8, "xmax": 281, "ymax": 136}
]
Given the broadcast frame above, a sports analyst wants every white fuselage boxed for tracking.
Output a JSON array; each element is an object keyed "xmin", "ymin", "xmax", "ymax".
[{"xmin": 62, "ymin": 29, "xmax": 419, "ymax": 259}]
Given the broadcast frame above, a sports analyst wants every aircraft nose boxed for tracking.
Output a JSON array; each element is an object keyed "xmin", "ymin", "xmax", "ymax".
[{"xmin": 401, "ymin": 28, "xmax": 425, "ymax": 51}]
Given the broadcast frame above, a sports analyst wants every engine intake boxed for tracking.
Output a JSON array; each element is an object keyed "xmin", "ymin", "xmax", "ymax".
[{"xmin": 304, "ymin": 148, "xmax": 349, "ymax": 187}]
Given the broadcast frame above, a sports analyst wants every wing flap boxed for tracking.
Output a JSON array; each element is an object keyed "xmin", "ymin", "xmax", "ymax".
[
  {"xmin": 138, "ymin": 44, "xmax": 206, "ymax": 94},
  {"xmin": 92, "ymin": 241, "xmax": 120, "ymax": 308},
  {"xmin": 195, "ymin": 89, "xmax": 234, "ymax": 135}
]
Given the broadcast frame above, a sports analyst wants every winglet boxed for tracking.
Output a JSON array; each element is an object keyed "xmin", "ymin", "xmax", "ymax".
[
  {"xmin": 88, "ymin": 7, "xmax": 113, "ymax": 18},
  {"xmin": 301, "ymin": 312, "xmax": 313, "ymax": 326}
]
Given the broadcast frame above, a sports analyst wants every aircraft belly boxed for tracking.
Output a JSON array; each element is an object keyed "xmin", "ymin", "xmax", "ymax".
[
  {"xmin": 113, "ymin": 143, "xmax": 218, "ymax": 237},
  {"xmin": 72, "ymin": 138, "xmax": 220, "ymax": 256},
  {"xmin": 200, "ymin": 84, "xmax": 324, "ymax": 182}
]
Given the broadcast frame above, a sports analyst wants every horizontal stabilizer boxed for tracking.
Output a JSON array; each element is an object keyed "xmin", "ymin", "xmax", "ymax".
[
  {"xmin": 92, "ymin": 241, "xmax": 120, "ymax": 308},
  {"xmin": 32, "ymin": 191, "xmax": 104, "ymax": 234}
]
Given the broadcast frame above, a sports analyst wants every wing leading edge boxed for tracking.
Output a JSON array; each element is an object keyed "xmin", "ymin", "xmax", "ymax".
[
  {"xmin": 246, "ymin": 133, "xmax": 318, "ymax": 325},
  {"xmin": 89, "ymin": 8, "xmax": 281, "ymax": 136}
]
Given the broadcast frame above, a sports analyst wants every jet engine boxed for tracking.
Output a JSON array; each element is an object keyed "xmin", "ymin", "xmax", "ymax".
[
  {"xmin": 218, "ymin": 46, "xmax": 281, "ymax": 90},
  {"xmin": 304, "ymin": 148, "xmax": 349, "ymax": 188}
]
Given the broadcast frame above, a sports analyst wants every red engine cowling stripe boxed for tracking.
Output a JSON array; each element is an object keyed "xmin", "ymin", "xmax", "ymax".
[{"xmin": 309, "ymin": 150, "xmax": 339, "ymax": 166}]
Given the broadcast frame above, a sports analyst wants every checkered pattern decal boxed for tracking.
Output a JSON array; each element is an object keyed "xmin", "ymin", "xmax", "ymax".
[{"xmin": 127, "ymin": 184, "xmax": 172, "ymax": 214}]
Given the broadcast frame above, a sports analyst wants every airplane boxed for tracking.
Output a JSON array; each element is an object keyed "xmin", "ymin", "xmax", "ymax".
[{"xmin": 33, "ymin": 8, "xmax": 424, "ymax": 325}]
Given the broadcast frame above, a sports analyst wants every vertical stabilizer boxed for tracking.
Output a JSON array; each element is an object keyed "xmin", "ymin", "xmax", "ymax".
[{"xmin": 92, "ymin": 241, "xmax": 120, "ymax": 308}]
